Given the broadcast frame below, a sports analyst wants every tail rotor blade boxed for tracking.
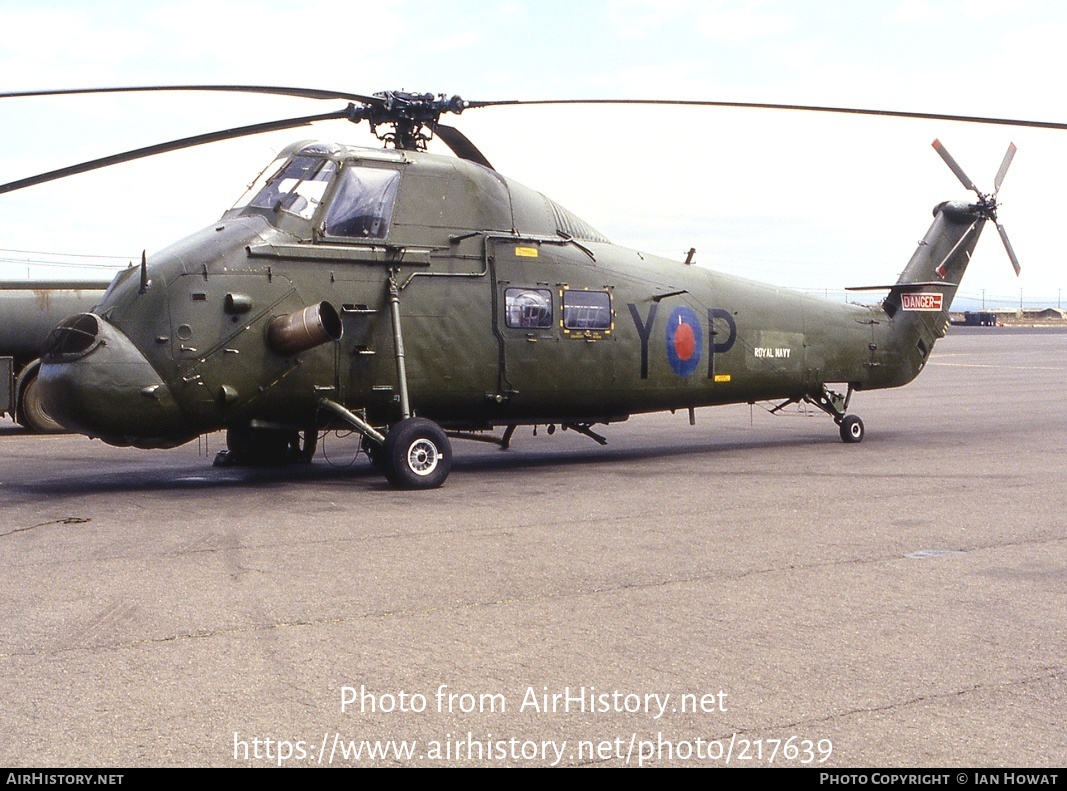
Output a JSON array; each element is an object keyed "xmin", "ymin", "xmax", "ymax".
[
  {"xmin": 994, "ymin": 142, "xmax": 1017, "ymax": 193},
  {"xmin": 997, "ymin": 223, "xmax": 1022, "ymax": 276},
  {"xmin": 932, "ymin": 139, "xmax": 978, "ymax": 193}
]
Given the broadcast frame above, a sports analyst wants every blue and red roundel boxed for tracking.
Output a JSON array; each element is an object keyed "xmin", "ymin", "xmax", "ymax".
[{"xmin": 665, "ymin": 306, "xmax": 703, "ymax": 377}]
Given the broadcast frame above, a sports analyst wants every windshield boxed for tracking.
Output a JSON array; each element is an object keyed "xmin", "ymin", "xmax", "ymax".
[
  {"xmin": 248, "ymin": 155, "xmax": 337, "ymax": 220},
  {"xmin": 322, "ymin": 165, "xmax": 400, "ymax": 239}
]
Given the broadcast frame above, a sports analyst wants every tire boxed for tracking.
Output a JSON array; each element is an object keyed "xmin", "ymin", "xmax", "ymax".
[
  {"xmin": 18, "ymin": 372, "xmax": 65, "ymax": 434},
  {"xmin": 381, "ymin": 418, "xmax": 452, "ymax": 489},
  {"xmin": 839, "ymin": 414, "xmax": 864, "ymax": 443}
]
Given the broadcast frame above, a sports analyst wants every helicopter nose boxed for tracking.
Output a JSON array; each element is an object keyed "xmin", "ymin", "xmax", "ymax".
[{"xmin": 37, "ymin": 314, "xmax": 191, "ymax": 448}]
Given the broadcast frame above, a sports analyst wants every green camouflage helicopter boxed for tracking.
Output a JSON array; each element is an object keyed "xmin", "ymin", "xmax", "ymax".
[{"xmin": 0, "ymin": 87, "xmax": 1042, "ymax": 488}]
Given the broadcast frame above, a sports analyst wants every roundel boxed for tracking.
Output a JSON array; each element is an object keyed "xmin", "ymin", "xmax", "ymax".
[{"xmin": 665, "ymin": 306, "xmax": 703, "ymax": 377}]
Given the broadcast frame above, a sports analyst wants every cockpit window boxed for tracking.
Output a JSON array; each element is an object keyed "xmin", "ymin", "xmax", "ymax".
[
  {"xmin": 230, "ymin": 155, "xmax": 286, "ymax": 211},
  {"xmin": 246, "ymin": 155, "xmax": 337, "ymax": 220},
  {"xmin": 322, "ymin": 165, "xmax": 400, "ymax": 239}
]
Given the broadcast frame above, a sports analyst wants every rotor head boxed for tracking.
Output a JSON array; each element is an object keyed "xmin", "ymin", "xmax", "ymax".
[
  {"xmin": 360, "ymin": 91, "xmax": 469, "ymax": 151},
  {"xmin": 931, "ymin": 139, "xmax": 1021, "ymax": 276}
]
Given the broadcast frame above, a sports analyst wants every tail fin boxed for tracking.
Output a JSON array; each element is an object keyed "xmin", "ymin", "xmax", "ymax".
[
  {"xmin": 882, "ymin": 199, "xmax": 986, "ymax": 331},
  {"xmin": 886, "ymin": 139, "xmax": 1020, "ymax": 337},
  {"xmin": 851, "ymin": 141, "xmax": 1020, "ymax": 388},
  {"xmin": 846, "ymin": 200, "xmax": 986, "ymax": 341}
]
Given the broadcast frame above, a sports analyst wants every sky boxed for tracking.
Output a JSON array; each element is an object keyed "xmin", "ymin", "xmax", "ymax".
[{"xmin": 1, "ymin": 0, "xmax": 1066, "ymax": 310}]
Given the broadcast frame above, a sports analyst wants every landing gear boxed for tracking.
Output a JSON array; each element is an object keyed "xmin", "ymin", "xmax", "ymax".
[
  {"xmin": 360, "ymin": 434, "xmax": 386, "ymax": 469},
  {"xmin": 380, "ymin": 417, "xmax": 452, "ymax": 489},
  {"xmin": 808, "ymin": 384, "xmax": 866, "ymax": 444},
  {"xmin": 343, "ymin": 274, "xmax": 450, "ymax": 488},
  {"xmin": 776, "ymin": 384, "xmax": 866, "ymax": 444},
  {"xmin": 317, "ymin": 399, "xmax": 451, "ymax": 488},
  {"xmin": 838, "ymin": 414, "xmax": 865, "ymax": 443}
]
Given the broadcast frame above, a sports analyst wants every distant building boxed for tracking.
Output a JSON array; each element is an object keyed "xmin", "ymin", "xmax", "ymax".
[{"xmin": 949, "ymin": 307, "xmax": 1066, "ymax": 326}]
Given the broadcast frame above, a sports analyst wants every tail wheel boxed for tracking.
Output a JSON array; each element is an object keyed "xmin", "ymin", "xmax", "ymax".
[
  {"xmin": 839, "ymin": 414, "xmax": 865, "ymax": 443},
  {"xmin": 381, "ymin": 417, "xmax": 452, "ymax": 489},
  {"xmin": 18, "ymin": 372, "xmax": 65, "ymax": 433}
]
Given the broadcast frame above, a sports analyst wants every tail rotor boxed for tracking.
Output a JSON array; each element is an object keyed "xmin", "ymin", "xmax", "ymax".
[{"xmin": 932, "ymin": 139, "xmax": 1021, "ymax": 276}]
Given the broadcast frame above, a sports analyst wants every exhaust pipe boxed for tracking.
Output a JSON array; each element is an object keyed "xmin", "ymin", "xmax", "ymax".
[{"xmin": 268, "ymin": 301, "xmax": 343, "ymax": 355}]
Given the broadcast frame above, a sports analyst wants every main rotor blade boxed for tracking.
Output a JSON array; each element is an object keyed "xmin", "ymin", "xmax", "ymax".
[
  {"xmin": 0, "ymin": 109, "xmax": 353, "ymax": 196},
  {"xmin": 466, "ymin": 98, "xmax": 1067, "ymax": 132},
  {"xmin": 13, "ymin": 89, "xmax": 1067, "ymax": 133},
  {"xmin": 932, "ymin": 139, "xmax": 978, "ymax": 193},
  {"xmin": 994, "ymin": 142, "xmax": 1017, "ymax": 193},
  {"xmin": 435, "ymin": 124, "xmax": 495, "ymax": 170},
  {"xmin": 997, "ymin": 223, "xmax": 1022, "ymax": 276},
  {"xmin": 0, "ymin": 84, "xmax": 381, "ymax": 105}
]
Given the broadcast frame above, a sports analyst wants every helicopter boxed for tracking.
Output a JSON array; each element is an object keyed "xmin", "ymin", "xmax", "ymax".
[{"xmin": 0, "ymin": 86, "xmax": 1040, "ymax": 488}]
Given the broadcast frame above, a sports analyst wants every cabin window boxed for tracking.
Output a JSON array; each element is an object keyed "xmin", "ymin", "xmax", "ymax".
[
  {"xmin": 245, "ymin": 155, "xmax": 337, "ymax": 220},
  {"xmin": 505, "ymin": 288, "xmax": 553, "ymax": 329},
  {"xmin": 322, "ymin": 166, "xmax": 400, "ymax": 239},
  {"xmin": 562, "ymin": 290, "xmax": 611, "ymax": 330}
]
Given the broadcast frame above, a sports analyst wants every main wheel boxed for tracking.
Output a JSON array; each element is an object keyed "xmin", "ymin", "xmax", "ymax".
[
  {"xmin": 839, "ymin": 414, "xmax": 864, "ymax": 443},
  {"xmin": 381, "ymin": 418, "xmax": 452, "ymax": 489},
  {"xmin": 18, "ymin": 372, "xmax": 65, "ymax": 433}
]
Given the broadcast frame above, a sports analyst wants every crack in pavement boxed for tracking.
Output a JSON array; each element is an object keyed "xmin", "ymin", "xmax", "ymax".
[
  {"xmin": 765, "ymin": 667, "xmax": 1065, "ymax": 732},
  {"xmin": 0, "ymin": 516, "xmax": 90, "ymax": 539},
  {"xmin": 606, "ymin": 669, "xmax": 1065, "ymax": 767}
]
